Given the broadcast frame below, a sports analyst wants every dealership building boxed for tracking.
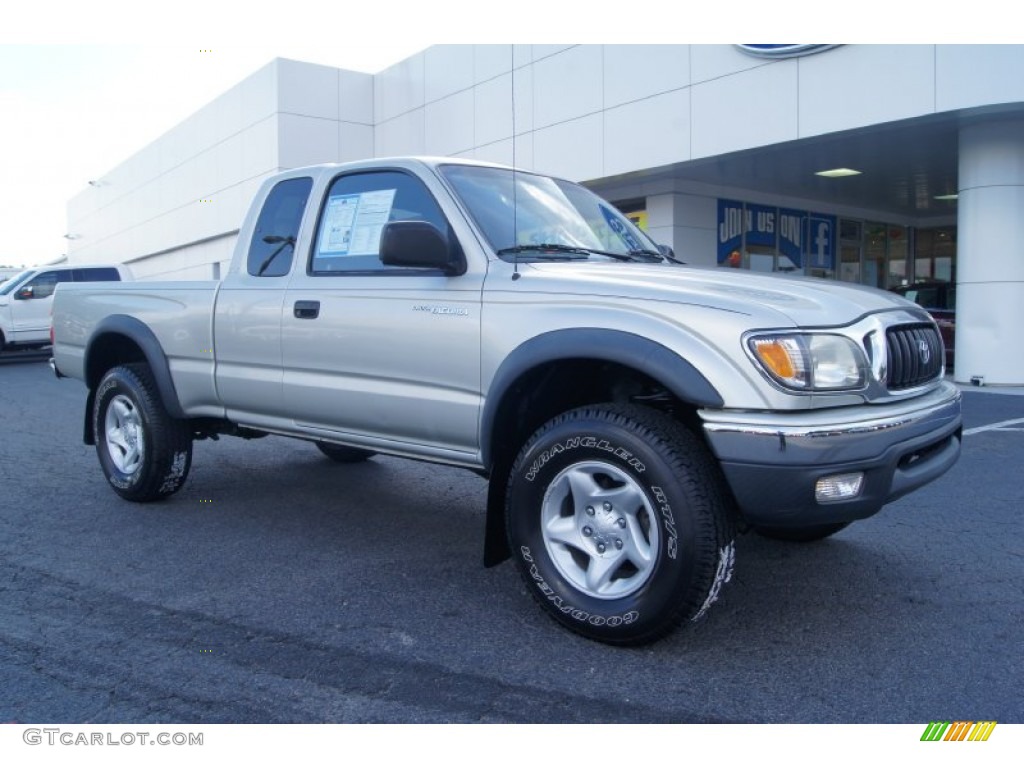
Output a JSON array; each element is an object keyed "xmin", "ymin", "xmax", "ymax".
[{"xmin": 66, "ymin": 44, "xmax": 1024, "ymax": 384}]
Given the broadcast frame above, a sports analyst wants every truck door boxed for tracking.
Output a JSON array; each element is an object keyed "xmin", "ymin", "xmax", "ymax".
[
  {"xmin": 10, "ymin": 268, "xmax": 72, "ymax": 343},
  {"xmin": 214, "ymin": 175, "xmax": 313, "ymax": 424},
  {"xmin": 281, "ymin": 168, "xmax": 483, "ymax": 461}
]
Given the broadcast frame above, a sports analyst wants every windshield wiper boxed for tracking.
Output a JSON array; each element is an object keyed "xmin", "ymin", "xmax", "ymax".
[
  {"xmin": 495, "ymin": 244, "xmax": 591, "ymax": 260},
  {"xmin": 573, "ymin": 247, "xmax": 664, "ymax": 263}
]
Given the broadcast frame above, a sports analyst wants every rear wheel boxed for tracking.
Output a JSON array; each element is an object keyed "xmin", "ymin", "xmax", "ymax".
[
  {"xmin": 94, "ymin": 363, "xmax": 192, "ymax": 501},
  {"xmin": 315, "ymin": 441, "xmax": 376, "ymax": 463},
  {"xmin": 505, "ymin": 404, "xmax": 736, "ymax": 645},
  {"xmin": 753, "ymin": 522, "xmax": 850, "ymax": 542}
]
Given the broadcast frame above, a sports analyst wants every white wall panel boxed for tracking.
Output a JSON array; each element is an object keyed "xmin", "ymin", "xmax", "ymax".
[
  {"xmin": 533, "ymin": 114, "xmax": 602, "ymax": 181},
  {"xmin": 278, "ymin": 59, "xmax": 339, "ymax": 121},
  {"xmin": 338, "ymin": 69, "xmax": 374, "ymax": 125},
  {"xmin": 514, "ymin": 132, "xmax": 535, "ymax": 171},
  {"xmin": 475, "ymin": 45, "xmax": 513, "ymax": 83},
  {"xmin": 424, "ymin": 45, "xmax": 475, "ymax": 103},
  {"xmin": 210, "ymin": 83, "xmax": 245, "ymax": 146},
  {"xmin": 425, "ymin": 90, "xmax": 475, "ymax": 156},
  {"xmin": 213, "ymin": 184, "xmax": 244, "ymax": 236},
  {"xmin": 604, "ymin": 89, "xmax": 690, "ymax": 177},
  {"xmin": 475, "ymin": 73, "xmax": 513, "ymax": 147},
  {"xmin": 937, "ymin": 45, "xmax": 1024, "ymax": 112},
  {"xmin": 240, "ymin": 60, "xmax": 279, "ymax": 125},
  {"xmin": 375, "ymin": 109, "xmax": 426, "ymax": 157},
  {"xmin": 512, "ymin": 64, "xmax": 534, "ymax": 135},
  {"xmin": 277, "ymin": 114, "xmax": 340, "ymax": 168},
  {"xmin": 473, "ymin": 139, "xmax": 514, "ymax": 167},
  {"xmin": 691, "ymin": 60, "xmax": 798, "ymax": 158},
  {"xmin": 374, "ymin": 52, "xmax": 425, "ymax": 124},
  {"xmin": 512, "ymin": 45, "xmax": 532, "ymax": 69},
  {"xmin": 337, "ymin": 122, "xmax": 374, "ymax": 163},
  {"xmin": 241, "ymin": 116, "xmax": 279, "ymax": 178},
  {"xmin": 603, "ymin": 45, "xmax": 690, "ymax": 109},
  {"xmin": 691, "ymin": 45, "xmax": 766, "ymax": 85},
  {"xmin": 532, "ymin": 46, "xmax": 603, "ymax": 130},
  {"xmin": 799, "ymin": 45, "xmax": 935, "ymax": 137},
  {"xmin": 532, "ymin": 45, "xmax": 576, "ymax": 61}
]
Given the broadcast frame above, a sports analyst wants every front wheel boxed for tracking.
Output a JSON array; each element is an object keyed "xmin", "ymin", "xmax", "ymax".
[
  {"xmin": 94, "ymin": 363, "xmax": 193, "ymax": 501},
  {"xmin": 505, "ymin": 404, "xmax": 736, "ymax": 645}
]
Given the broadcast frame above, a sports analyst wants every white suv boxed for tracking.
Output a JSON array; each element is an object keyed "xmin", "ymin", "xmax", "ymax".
[{"xmin": 0, "ymin": 264, "xmax": 131, "ymax": 350}]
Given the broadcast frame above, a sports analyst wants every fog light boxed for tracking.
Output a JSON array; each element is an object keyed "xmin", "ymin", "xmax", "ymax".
[{"xmin": 815, "ymin": 472, "xmax": 864, "ymax": 502}]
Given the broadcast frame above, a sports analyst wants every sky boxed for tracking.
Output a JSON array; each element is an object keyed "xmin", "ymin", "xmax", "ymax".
[
  {"xmin": 0, "ymin": 42, "xmax": 426, "ymax": 269},
  {"xmin": 0, "ymin": 1, "xmax": 1001, "ymax": 270}
]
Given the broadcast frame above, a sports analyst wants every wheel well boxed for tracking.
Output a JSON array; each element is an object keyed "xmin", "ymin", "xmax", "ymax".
[
  {"xmin": 85, "ymin": 333, "xmax": 147, "ymax": 389},
  {"xmin": 487, "ymin": 359, "xmax": 703, "ymax": 476}
]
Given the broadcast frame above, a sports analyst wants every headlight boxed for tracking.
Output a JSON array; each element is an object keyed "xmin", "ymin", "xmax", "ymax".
[{"xmin": 748, "ymin": 333, "xmax": 867, "ymax": 391}]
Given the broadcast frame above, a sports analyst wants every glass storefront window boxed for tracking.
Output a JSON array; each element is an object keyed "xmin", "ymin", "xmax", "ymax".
[
  {"xmin": 887, "ymin": 225, "xmax": 908, "ymax": 288},
  {"xmin": 837, "ymin": 219, "xmax": 909, "ymax": 289},
  {"xmin": 713, "ymin": 201, "xmax": 919, "ymax": 289},
  {"xmin": 914, "ymin": 227, "xmax": 956, "ymax": 283},
  {"xmin": 865, "ymin": 222, "xmax": 887, "ymax": 288}
]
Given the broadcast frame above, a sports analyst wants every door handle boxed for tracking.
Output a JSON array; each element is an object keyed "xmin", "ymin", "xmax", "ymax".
[{"xmin": 293, "ymin": 300, "xmax": 320, "ymax": 319}]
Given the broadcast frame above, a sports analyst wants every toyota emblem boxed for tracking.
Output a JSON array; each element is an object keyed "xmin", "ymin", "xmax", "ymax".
[{"xmin": 917, "ymin": 339, "xmax": 932, "ymax": 365}]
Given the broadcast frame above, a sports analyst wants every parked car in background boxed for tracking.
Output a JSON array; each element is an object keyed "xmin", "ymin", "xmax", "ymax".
[
  {"xmin": 891, "ymin": 281, "xmax": 955, "ymax": 368},
  {"xmin": 0, "ymin": 265, "xmax": 131, "ymax": 351}
]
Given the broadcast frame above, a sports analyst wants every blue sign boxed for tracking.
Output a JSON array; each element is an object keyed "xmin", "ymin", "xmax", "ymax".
[
  {"xmin": 778, "ymin": 207, "xmax": 806, "ymax": 269},
  {"xmin": 806, "ymin": 213, "xmax": 837, "ymax": 270},
  {"xmin": 745, "ymin": 203, "xmax": 776, "ymax": 248},
  {"xmin": 717, "ymin": 199, "xmax": 744, "ymax": 265}
]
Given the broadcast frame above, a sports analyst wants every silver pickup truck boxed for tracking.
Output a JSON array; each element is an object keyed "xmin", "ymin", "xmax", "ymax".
[{"xmin": 52, "ymin": 157, "xmax": 962, "ymax": 645}]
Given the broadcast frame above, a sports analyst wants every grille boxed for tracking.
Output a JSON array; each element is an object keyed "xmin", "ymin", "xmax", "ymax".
[{"xmin": 886, "ymin": 323, "xmax": 944, "ymax": 390}]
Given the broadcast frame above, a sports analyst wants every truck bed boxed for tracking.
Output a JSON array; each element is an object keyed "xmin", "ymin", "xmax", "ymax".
[{"xmin": 52, "ymin": 280, "xmax": 222, "ymax": 415}]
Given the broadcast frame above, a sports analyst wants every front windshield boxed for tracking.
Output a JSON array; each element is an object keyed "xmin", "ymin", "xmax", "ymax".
[
  {"xmin": 440, "ymin": 165, "xmax": 661, "ymax": 261},
  {"xmin": 0, "ymin": 270, "xmax": 32, "ymax": 296}
]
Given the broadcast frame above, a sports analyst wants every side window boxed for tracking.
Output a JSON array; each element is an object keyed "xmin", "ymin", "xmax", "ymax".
[
  {"xmin": 247, "ymin": 177, "xmax": 313, "ymax": 277},
  {"xmin": 74, "ymin": 268, "xmax": 120, "ymax": 282},
  {"xmin": 23, "ymin": 269, "xmax": 72, "ymax": 299},
  {"xmin": 311, "ymin": 170, "xmax": 448, "ymax": 274}
]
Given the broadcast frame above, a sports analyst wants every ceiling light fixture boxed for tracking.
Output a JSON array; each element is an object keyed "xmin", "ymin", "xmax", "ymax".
[
  {"xmin": 933, "ymin": 193, "xmax": 958, "ymax": 200},
  {"xmin": 815, "ymin": 168, "xmax": 862, "ymax": 178}
]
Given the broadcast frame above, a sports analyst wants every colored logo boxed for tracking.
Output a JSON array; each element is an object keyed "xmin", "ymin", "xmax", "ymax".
[
  {"xmin": 920, "ymin": 721, "xmax": 997, "ymax": 742},
  {"xmin": 735, "ymin": 44, "xmax": 838, "ymax": 59}
]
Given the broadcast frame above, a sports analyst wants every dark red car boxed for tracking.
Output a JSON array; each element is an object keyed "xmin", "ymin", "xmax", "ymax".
[{"xmin": 891, "ymin": 281, "xmax": 955, "ymax": 368}]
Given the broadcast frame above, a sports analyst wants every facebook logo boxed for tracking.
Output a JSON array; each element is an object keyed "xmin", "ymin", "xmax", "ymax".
[{"xmin": 807, "ymin": 215, "xmax": 836, "ymax": 270}]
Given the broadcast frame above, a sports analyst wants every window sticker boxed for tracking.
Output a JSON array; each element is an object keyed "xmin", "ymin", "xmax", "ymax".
[{"xmin": 317, "ymin": 188, "xmax": 397, "ymax": 257}]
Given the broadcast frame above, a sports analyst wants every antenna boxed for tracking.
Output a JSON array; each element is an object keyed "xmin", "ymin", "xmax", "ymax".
[{"xmin": 511, "ymin": 47, "xmax": 520, "ymax": 281}]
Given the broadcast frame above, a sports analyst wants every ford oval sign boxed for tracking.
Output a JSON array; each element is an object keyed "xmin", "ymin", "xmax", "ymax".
[{"xmin": 736, "ymin": 44, "xmax": 838, "ymax": 58}]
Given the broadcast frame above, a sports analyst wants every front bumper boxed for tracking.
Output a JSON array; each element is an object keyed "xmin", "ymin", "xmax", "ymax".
[{"xmin": 701, "ymin": 381, "xmax": 962, "ymax": 527}]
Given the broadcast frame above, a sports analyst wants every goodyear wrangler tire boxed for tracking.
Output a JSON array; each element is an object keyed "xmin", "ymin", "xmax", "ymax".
[
  {"xmin": 94, "ymin": 363, "xmax": 192, "ymax": 502},
  {"xmin": 505, "ymin": 404, "xmax": 736, "ymax": 645}
]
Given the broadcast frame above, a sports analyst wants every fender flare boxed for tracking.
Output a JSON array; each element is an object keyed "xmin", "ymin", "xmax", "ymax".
[
  {"xmin": 84, "ymin": 315, "xmax": 186, "ymax": 436},
  {"xmin": 480, "ymin": 328, "xmax": 723, "ymax": 469}
]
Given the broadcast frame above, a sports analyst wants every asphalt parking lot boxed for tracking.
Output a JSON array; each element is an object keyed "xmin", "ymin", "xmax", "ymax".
[{"xmin": 1, "ymin": 349, "xmax": 1021, "ymax": 723}]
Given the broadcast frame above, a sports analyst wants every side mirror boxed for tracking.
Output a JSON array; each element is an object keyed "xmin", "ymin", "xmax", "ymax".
[
  {"xmin": 16, "ymin": 286, "xmax": 34, "ymax": 300},
  {"xmin": 380, "ymin": 221, "xmax": 466, "ymax": 276}
]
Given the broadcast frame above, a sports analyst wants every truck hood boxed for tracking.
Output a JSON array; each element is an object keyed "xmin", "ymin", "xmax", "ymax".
[{"xmin": 521, "ymin": 261, "xmax": 917, "ymax": 328}]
